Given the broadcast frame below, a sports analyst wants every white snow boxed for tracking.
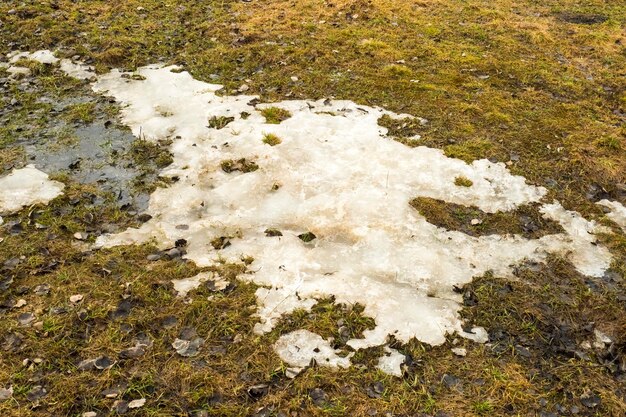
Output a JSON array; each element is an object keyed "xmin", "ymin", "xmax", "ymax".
[
  {"xmin": 12, "ymin": 52, "xmax": 616, "ymax": 375},
  {"xmin": 597, "ymin": 199, "xmax": 626, "ymax": 232},
  {"xmin": 274, "ymin": 329, "xmax": 353, "ymax": 369},
  {"xmin": 376, "ymin": 347, "xmax": 406, "ymax": 377},
  {"xmin": 0, "ymin": 165, "xmax": 64, "ymax": 214}
]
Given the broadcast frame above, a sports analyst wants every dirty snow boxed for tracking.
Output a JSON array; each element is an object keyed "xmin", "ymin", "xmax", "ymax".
[
  {"xmin": 597, "ymin": 199, "xmax": 626, "ymax": 232},
  {"xmin": 13, "ymin": 52, "xmax": 617, "ymax": 374},
  {"xmin": 0, "ymin": 165, "xmax": 64, "ymax": 215}
]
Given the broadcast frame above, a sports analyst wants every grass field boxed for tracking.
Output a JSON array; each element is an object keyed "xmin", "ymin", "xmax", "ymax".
[{"xmin": 0, "ymin": 1, "xmax": 625, "ymax": 416}]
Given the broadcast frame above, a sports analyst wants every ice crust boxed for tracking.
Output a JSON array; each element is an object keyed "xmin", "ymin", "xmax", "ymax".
[
  {"xmin": 13, "ymin": 52, "xmax": 615, "ymax": 372},
  {"xmin": 0, "ymin": 165, "xmax": 64, "ymax": 215}
]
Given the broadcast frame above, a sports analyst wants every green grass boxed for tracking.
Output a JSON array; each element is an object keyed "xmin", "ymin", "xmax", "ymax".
[
  {"xmin": 262, "ymin": 132, "xmax": 282, "ymax": 146},
  {"xmin": 260, "ymin": 107, "xmax": 292, "ymax": 124}
]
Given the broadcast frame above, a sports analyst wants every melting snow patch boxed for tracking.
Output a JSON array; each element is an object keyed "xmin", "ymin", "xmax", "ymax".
[
  {"xmin": 20, "ymin": 53, "xmax": 616, "ymax": 374},
  {"xmin": 597, "ymin": 199, "xmax": 626, "ymax": 232},
  {"xmin": 171, "ymin": 272, "xmax": 228, "ymax": 297},
  {"xmin": 274, "ymin": 329, "xmax": 353, "ymax": 371},
  {"xmin": 5, "ymin": 50, "xmax": 95, "ymax": 81},
  {"xmin": 376, "ymin": 347, "xmax": 406, "ymax": 377},
  {"xmin": 0, "ymin": 165, "xmax": 64, "ymax": 215}
]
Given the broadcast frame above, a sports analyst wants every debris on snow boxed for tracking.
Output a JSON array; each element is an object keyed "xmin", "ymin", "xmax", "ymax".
[
  {"xmin": 274, "ymin": 329, "xmax": 353, "ymax": 369},
  {"xmin": 0, "ymin": 165, "xmax": 64, "ymax": 214}
]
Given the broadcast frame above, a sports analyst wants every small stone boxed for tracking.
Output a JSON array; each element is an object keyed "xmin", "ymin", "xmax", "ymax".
[
  {"xmin": 70, "ymin": 294, "xmax": 84, "ymax": 303},
  {"xmin": 14, "ymin": 299, "xmax": 26, "ymax": 308},
  {"xmin": 128, "ymin": 398, "xmax": 146, "ymax": 409},
  {"xmin": 470, "ymin": 218, "xmax": 482, "ymax": 225},
  {"xmin": 290, "ymin": 76, "xmax": 298, "ymax": 82},
  {"xmin": 451, "ymin": 347, "xmax": 467, "ymax": 357},
  {"xmin": 82, "ymin": 412, "xmax": 97, "ymax": 417},
  {"xmin": 238, "ymin": 84, "xmax": 249, "ymax": 92}
]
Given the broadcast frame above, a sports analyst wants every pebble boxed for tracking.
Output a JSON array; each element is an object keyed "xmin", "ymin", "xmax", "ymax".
[
  {"xmin": 82, "ymin": 413, "xmax": 97, "ymax": 417},
  {"xmin": 238, "ymin": 84, "xmax": 249, "ymax": 92},
  {"xmin": 14, "ymin": 299, "xmax": 26, "ymax": 308},
  {"xmin": 470, "ymin": 218, "xmax": 482, "ymax": 225}
]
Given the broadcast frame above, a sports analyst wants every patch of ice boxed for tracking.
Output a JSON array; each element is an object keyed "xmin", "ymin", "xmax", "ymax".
[
  {"xmin": 274, "ymin": 329, "xmax": 353, "ymax": 369},
  {"xmin": 0, "ymin": 165, "xmax": 64, "ymax": 214},
  {"xmin": 376, "ymin": 347, "xmax": 406, "ymax": 377},
  {"xmin": 84, "ymin": 64, "xmax": 613, "ymax": 350},
  {"xmin": 597, "ymin": 199, "xmax": 626, "ymax": 232}
]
